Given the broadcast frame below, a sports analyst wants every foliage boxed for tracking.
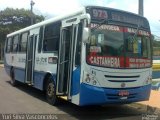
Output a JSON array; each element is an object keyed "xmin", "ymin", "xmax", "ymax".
[
  {"xmin": 0, "ymin": 8, "xmax": 44, "ymax": 43},
  {"xmin": 153, "ymin": 40, "xmax": 160, "ymax": 48},
  {"xmin": 152, "ymin": 35, "xmax": 160, "ymax": 56}
]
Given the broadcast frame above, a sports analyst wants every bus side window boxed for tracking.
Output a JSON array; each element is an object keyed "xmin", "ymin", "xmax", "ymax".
[
  {"xmin": 43, "ymin": 22, "xmax": 60, "ymax": 52},
  {"xmin": 38, "ymin": 26, "xmax": 44, "ymax": 53},
  {"xmin": 13, "ymin": 35, "xmax": 19, "ymax": 52},
  {"xmin": 6, "ymin": 37, "xmax": 13, "ymax": 53},
  {"xmin": 75, "ymin": 22, "xmax": 83, "ymax": 66},
  {"xmin": 19, "ymin": 32, "xmax": 28, "ymax": 52}
]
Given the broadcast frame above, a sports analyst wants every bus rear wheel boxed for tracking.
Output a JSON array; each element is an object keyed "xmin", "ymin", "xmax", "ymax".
[
  {"xmin": 46, "ymin": 76, "xmax": 58, "ymax": 105},
  {"xmin": 10, "ymin": 68, "xmax": 17, "ymax": 86}
]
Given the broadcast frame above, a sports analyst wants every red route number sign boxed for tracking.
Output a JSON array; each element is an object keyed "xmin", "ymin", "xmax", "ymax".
[{"xmin": 92, "ymin": 9, "xmax": 108, "ymax": 19}]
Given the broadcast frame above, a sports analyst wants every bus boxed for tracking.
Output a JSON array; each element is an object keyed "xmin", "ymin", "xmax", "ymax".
[{"xmin": 4, "ymin": 6, "xmax": 152, "ymax": 106}]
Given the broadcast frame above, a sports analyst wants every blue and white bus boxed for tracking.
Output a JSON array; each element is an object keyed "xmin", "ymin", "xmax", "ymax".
[{"xmin": 4, "ymin": 6, "xmax": 152, "ymax": 106}]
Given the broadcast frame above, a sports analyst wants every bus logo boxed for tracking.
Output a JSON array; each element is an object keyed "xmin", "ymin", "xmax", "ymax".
[{"xmin": 121, "ymin": 83, "xmax": 126, "ymax": 88}]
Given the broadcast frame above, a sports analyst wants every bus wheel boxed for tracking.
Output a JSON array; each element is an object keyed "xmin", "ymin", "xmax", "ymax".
[
  {"xmin": 46, "ymin": 76, "xmax": 58, "ymax": 105},
  {"xmin": 10, "ymin": 68, "xmax": 17, "ymax": 86}
]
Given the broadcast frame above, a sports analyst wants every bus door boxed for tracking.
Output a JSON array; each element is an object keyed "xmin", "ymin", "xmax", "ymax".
[
  {"xmin": 57, "ymin": 24, "xmax": 79, "ymax": 98},
  {"xmin": 25, "ymin": 35, "xmax": 37, "ymax": 85}
]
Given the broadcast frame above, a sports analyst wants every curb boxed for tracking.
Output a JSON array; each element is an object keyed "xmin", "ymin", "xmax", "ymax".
[
  {"xmin": 152, "ymin": 79, "xmax": 160, "ymax": 82},
  {"xmin": 130, "ymin": 103, "xmax": 160, "ymax": 114}
]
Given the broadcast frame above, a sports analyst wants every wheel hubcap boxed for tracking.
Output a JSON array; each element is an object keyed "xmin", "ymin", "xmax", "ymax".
[{"xmin": 47, "ymin": 83, "xmax": 54, "ymax": 97}]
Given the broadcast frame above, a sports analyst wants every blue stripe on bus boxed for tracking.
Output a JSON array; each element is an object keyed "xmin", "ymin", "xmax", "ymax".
[
  {"xmin": 9, "ymin": 67, "xmax": 45, "ymax": 88},
  {"xmin": 5, "ymin": 65, "xmax": 57, "ymax": 90},
  {"xmin": 71, "ymin": 66, "xmax": 81, "ymax": 96},
  {"xmin": 14, "ymin": 67, "xmax": 25, "ymax": 83},
  {"xmin": 79, "ymin": 83, "xmax": 151, "ymax": 106},
  {"xmin": 33, "ymin": 71, "xmax": 46, "ymax": 90},
  {"xmin": 33, "ymin": 70, "xmax": 57, "ymax": 90}
]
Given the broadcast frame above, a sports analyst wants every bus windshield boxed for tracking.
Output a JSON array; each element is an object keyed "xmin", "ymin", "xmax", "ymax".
[
  {"xmin": 86, "ymin": 23, "xmax": 151, "ymax": 68},
  {"xmin": 125, "ymin": 29, "xmax": 151, "ymax": 59}
]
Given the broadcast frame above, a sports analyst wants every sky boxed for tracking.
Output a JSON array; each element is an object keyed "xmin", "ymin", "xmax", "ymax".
[{"xmin": 0, "ymin": 0, "xmax": 160, "ymax": 38}]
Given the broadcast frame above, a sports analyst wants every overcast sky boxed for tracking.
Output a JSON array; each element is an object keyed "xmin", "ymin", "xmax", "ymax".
[{"xmin": 0, "ymin": 0, "xmax": 160, "ymax": 37}]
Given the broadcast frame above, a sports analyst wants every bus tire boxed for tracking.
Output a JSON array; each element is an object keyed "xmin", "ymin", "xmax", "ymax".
[
  {"xmin": 46, "ymin": 76, "xmax": 58, "ymax": 105},
  {"xmin": 10, "ymin": 68, "xmax": 17, "ymax": 86}
]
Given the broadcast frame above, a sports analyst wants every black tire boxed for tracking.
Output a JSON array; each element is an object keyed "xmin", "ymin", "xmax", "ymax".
[
  {"xmin": 10, "ymin": 68, "xmax": 17, "ymax": 86},
  {"xmin": 46, "ymin": 76, "xmax": 58, "ymax": 105}
]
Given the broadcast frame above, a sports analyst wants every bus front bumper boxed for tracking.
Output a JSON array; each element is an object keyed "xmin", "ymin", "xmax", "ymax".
[{"xmin": 79, "ymin": 83, "xmax": 151, "ymax": 106}]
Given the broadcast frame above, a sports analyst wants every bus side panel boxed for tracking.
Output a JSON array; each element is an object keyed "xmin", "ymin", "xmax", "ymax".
[
  {"xmin": 4, "ymin": 54, "xmax": 25, "ymax": 79},
  {"xmin": 33, "ymin": 71, "xmax": 57, "ymax": 90},
  {"xmin": 33, "ymin": 54, "xmax": 58, "ymax": 90},
  {"xmin": 14, "ymin": 67, "xmax": 25, "ymax": 83},
  {"xmin": 33, "ymin": 70, "xmax": 47, "ymax": 90},
  {"xmin": 12, "ymin": 54, "xmax": 26, "ymax": 83}
]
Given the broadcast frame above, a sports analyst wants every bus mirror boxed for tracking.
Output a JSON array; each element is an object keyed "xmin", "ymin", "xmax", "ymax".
[{"xmin": 83, "ymin": 27, "xmax": 90, "ymax": 44}]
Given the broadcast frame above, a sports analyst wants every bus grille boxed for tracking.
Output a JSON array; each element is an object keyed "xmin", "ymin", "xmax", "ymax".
[
  {"xmin": 108, "ymin": 80, "xmax": 137, "ymax": 82},
  {"xmin": 104, "ymin": 75, "xmax": 140, "ymax": 78},
  {"xmin": 106, "ymin": 93, "xmax": 137, "ymax": 100}
]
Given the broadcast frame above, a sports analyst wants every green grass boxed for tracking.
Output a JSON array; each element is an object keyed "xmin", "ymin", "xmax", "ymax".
[{"xmin": 152, "ymin": 81, "xmax": 159, "ymax": 85}]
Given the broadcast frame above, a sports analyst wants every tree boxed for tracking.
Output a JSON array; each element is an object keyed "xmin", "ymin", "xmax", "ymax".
[
  {"xmin": 0, "ymin": 7, "xmax": 44, "ymax": 44},
  {"xmin": 0, "ymin": 7, "xmax": 44, "ymax": 60},
  {"xmin": 152, "ymin": 34, "xmax": 160, "ymax": 56}
]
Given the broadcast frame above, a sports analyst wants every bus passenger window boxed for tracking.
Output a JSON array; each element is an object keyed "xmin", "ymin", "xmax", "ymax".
[
  {"xmin": 43, "ymin": 40, "xmax": 48, "ymax": 51},
  {"xmin": 43, "ymin": 22, "xmax": 60, "ymax": 52},
  {"xmin": 19, "ymin": 32, "xmax": 28, "ymax": 52},
  {"xmin": 6, "ymin": 37, "xmax": 13, "ymax": 53},
  {"xmin": 38, "ymin": 26, "xmax": 44, "ymax": 53},
  {"xmin": 13, "ymin": 35, "xmax": 19, "ymax": 52}
]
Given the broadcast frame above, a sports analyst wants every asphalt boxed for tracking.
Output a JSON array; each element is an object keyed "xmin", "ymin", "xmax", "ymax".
[{"xmin": 139, "ymin": 90, "xmax": 160, "ymax": 109}]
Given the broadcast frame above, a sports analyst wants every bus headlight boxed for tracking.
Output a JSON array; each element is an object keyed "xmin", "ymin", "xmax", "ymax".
[
  {"xmin": 93, "ymin": 80, "xmax": 97, "ymax": 85},
  {"xmin": 85, "ymin": 74, "xmax": 91, "ymax": 83},
  {"xmin": 147, "ymin": 76, "xmax": 152, "ymax": 84},
  {"xmin": 143, "ymin": 76, "xmax": 152, "ymax": 85},
  {"xmin": 83, "ymin": 73, "xmax": 100, "ymax": 86}
]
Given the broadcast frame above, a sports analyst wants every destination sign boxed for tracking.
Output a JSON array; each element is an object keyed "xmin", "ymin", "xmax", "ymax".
[
  {"xmin": 110, "ymin": 11, "xmax": 146, "ymax": 27},
  {"xmin": 87, "ymin": 7, "xmax": 149, "ymax": 29}
]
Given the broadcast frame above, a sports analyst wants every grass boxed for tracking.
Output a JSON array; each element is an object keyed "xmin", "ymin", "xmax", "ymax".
[{"xmin": 152, "ymin": 81, "xmax": 160, "ymax": 85}]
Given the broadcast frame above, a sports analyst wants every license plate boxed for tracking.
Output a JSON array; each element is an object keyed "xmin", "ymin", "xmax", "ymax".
[
  {"xmin": 118, "ymin": 90, "xmax": 129, "ymax": 96},
  {"xmin": 120, "ymin": 97, "xmax": 128, "ymax": 100}
]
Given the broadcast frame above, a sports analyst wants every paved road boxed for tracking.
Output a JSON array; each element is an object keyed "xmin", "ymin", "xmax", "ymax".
[{"xmin": 0, "ymin": 67, "xmax": 159, "ymax": 120}]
